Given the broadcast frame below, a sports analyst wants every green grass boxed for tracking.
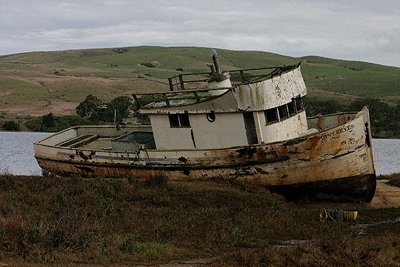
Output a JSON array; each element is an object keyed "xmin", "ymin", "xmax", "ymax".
[
  {"xmin": 0, "ymin": 77, "xmax": 48, "ymax": 106},
  {"xmin": 302, "ymin": 63, "xmax": 400, "ymax": 97},
  {"xmin": 51, "ymin": 79, "xmax": 122, "ymax": 102}
]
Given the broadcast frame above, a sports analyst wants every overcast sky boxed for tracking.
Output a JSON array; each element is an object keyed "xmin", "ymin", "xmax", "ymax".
[{"xmin": 0, "ymin": 0, "xmax": 399, "ymax": 67}]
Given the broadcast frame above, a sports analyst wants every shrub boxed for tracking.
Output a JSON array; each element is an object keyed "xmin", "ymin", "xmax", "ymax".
[
  {"xmin": 140, "ymin": 62, "xmax": 156, "ymax": 68},
  {"xmin": 145, "ymin": 173, "xmax": 169, "ymax": 187},
  {"xmin": 2, "ymin": 120, "xmax": 19, "ymax": 131},
  {"xmin": 25, "ymin": 115, "xmax": 92, "ymax": 132}
]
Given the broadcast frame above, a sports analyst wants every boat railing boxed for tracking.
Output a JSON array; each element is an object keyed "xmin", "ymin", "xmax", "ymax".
[
  {"xmin": 133, "ymin": 63, "xmax": 301, "ymax": 109},
  {"xmin": 133, "ymin": 87, "xmax": 233, "ymax": 109},
  {"xmin": 168, "ymin": 72, "xmax": 210, "ymax": 91},
  {"xmin": 167, "ymin": 63, "xmax": 300, "ymax": 91}
]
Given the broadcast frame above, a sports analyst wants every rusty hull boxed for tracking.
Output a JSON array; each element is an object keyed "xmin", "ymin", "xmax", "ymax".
[{"xmin": 34, "ymin": 108, "xmax": 376, "ymax": 202}]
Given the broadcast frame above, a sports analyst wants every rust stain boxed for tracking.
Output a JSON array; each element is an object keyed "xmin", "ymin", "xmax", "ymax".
[{"xmin": 178, "ymin": 156, "xmax": 188, "ymax": 163}]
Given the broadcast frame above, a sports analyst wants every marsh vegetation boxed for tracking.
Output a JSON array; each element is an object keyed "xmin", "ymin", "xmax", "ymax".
[{"xmin": 0, "ymin": 173, "xmax": 400, "ymax": 266}]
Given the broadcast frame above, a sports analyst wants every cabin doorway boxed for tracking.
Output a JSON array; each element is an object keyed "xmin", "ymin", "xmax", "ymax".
[{"xmin": 243, "ymin": 112, "xmax": 258, "ymax": 145}]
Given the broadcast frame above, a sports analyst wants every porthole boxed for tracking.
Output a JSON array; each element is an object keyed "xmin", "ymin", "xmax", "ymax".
[{"xmin": 206, "ymin": 111, "xmax": 216, "ymax": 122}]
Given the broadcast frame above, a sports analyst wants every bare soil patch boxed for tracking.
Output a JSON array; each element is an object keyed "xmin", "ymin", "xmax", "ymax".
[{"xmin": 370, "ymin": 179, "xmax": 400, "ymax": 208}]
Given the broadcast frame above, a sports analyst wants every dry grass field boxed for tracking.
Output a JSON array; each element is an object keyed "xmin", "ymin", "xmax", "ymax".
[{"xmin": 0, "ymin": 173, "xmax": 400, "ymax": 266}]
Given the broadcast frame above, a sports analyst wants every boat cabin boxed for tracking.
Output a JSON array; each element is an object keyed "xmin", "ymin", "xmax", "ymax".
[{"xmin": 137, "ymin": 52, "xmax": 309, "ymax": 150}]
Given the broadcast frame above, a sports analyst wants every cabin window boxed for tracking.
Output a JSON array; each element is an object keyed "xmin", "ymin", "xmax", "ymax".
[
  {"xmin": 168, "ymin": 112, "xmax": 191, "ymax": 128},
  {"xmin": 278, "ymin": 105, "xmax": 289, "ymax": 120},
  {"xmin": 265, "ymin": 108, "xmax": 278, "ymax": 123},
  {"xmin": 288, "ymin": 101, "xmax": 296, "ymax": 115},
  {"xmin": 265, "ymin": 98, "xmax": 303, "ymax": 125},
  {"xmin": 295, "ymin": 96, "xmax": 304, "ymax": 112},
  {"xmin": 169, "ymin": 114, "xmax": 180, "ymax": 127},
  {"xmin": 180, "ymin": 112, "xmax": 190, "ymax": 127}
]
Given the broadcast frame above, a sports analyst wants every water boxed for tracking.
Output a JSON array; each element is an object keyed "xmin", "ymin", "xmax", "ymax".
[
  {"xmin": 0, "ymin": 131, "xmax": 49, "ymax": 175},
  {"xmin": 0, "ymin": 132, "xmax": 398, "ymax": 176},
  {"xmin": 372, "ymin": 139, "xmax": 400, "ymax": 176}
]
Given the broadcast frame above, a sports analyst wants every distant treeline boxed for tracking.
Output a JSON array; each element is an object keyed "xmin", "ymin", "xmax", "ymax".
[
  {"xmin": 21, "ymin": 95, "xmax": 148, "ymax": 132},
  {"xmin": 2, "ymin": 95, "xmax": 399, "ymax": 138},
  {"xmin": 24, "ymin": 114, "xmax": 92, "ymax": 132},
  {"xmin": 305, "ymin": 97, "xmax": 400, "ymax": 138}
]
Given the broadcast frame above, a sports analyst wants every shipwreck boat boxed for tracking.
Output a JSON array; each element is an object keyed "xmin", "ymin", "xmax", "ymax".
[{"xmin": 34, "ymin": 51, "xmax": 376, "ymax": 202}]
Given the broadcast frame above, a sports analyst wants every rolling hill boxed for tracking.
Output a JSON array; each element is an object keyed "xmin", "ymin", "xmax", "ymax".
[{"xmin": 0, "ymin": 46, "xmax": 399, "ymax": 117}]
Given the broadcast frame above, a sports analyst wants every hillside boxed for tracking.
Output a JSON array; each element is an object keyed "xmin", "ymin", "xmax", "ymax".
[{"xmin": 0, "ymin": 46, "xmax": 399, "ymax": 117}]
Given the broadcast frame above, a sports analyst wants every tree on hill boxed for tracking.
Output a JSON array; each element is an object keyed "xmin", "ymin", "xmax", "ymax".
[
  {"xmin": 76, "ymin": 95, "xmax": 135, "ymax": 124},
  {"xmin": 42, "ymin": 113, "xmax": 55, "ymax": 128},
  {"xmin": 76, "ymin": 95, "xmax": 104, "ymax": 120},
  {"xmin": 107, "ymin": 96, "xmax": 134, "ymax": 124}
]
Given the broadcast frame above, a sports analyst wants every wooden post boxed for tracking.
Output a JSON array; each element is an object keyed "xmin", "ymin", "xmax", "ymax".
[
  {"xmin": 163, "ymin": 94, "xmax": 170, "ymax": 107},
  {"xmin": 168, "ymin": 78, "xmax": 174, "ymax": 91},
  {"xmin": 193, "ymin": 91, "xmax": 200, "ymax": 102},
  {"xmin": 179, "ymin": 75, "xmax": 185, "ymax": 90},
  {"xmin": 132, "ymin": 94, "xmax": 139, "ymax": 108},
  {"xmin": 240, "ymin": 70, "xmax": 245, "ymax": 83}
]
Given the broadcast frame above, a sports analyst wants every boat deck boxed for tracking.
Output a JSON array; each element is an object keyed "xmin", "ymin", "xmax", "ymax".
[{"xmin": 76, "ymin": 137, "xmax": 113, "ymax": 150}]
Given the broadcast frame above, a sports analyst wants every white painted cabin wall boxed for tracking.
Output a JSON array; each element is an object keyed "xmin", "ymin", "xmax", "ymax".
[
  {"xmin": 150, "ymin": 115, "xmax": 195, "ymax": 150},
  {"xmin": 150, "ymin": 113, "xmax": 248, "ymax": 150},
  {"xmin": 256, "ymin": 111, "xmax": 308, "ymax": 143},
  {"xmin": 234, "ymin": 67, "xmax": 307, "ymax": 111},
  {"xmin": 190, "ymin": 113, "xmax": 248, "ymax": 149}
]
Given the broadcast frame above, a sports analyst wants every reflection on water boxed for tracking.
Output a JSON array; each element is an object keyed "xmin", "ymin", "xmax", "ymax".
[{"xmin": 0, "ymin": 132, "xmax": 398, "ymax": 176}]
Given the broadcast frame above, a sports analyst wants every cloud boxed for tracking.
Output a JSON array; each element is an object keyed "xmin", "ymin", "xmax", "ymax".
[{"xmin": 0, "ymin": 0, "xmax": 399, "ymax": 67}]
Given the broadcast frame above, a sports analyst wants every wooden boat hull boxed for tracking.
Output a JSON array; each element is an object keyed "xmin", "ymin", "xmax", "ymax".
[{"xmin": 34, "ymin": 108, "xmax": 376, "ymax": 202}]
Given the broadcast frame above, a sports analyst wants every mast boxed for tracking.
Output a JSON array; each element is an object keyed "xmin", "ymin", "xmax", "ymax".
[{"xmin": 207, "ymin": 49, "xmax": 232, "ymax": 95}]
